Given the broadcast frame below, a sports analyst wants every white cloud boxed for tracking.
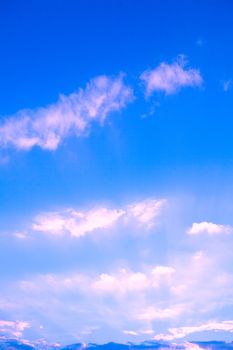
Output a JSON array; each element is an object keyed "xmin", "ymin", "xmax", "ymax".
[
  {"xmin": 90, "ymin": 264, "xmax": 175, "ymax": 295},
  {"xmin": 183, "ymin": 343, "xmax": 205, "ymax": 350},
  {"xmin": 152, "ymin": 265, "xmax": 175, "ymax": 276},
  {"xmin": 153, "ymin": 320, "xmax": 233, "ymax": 341},
  {"xmin": 141, "ymin": 56, "xmax": 203, "ymax": 96},
  {"xmin": 122, "ymin": 330, "xmax": 139, "ymax": 336},
  {"xmin": 127, "ymin": 199, "xmax": 166, "ymax": 228},
  {"xmin": 32, "ymin": 198, "xmax": 166, "ymax": 238},
  {"xmin": 223, "ymin": 80, "xmax": 232, "ymax": 92},
  {"xmin": 137, "ymin": 305, "xmax": 184, "ymax": 321},
  {"xmin": 3, "ymin": 247, "xmax": 233, "ymax": 342},
  {"xmin": 20, "ymin": 264, "xmax": 174, "ymax": 296},
  {"xmin": 92, "ymin": 270, "xmax": 149, "ymax": 294},
  {"xmin": 14, "ymin": 232, "xmax": 28, "ymax": 240},
  {"xmin": 32, "ymin": 207, "xmax": 124, "ymax": 237},
  {"xmin": 0, "ymin": 320, "xmax": 30, "ymax": 338},
  {"xmin": 0, "ymin": 75, "xmax": 133, "ymax": 151},
  {"xmin": 151, "ymin": 265, "xmax": 175, "ymax": 288},
  {"xmin": 187, "ymin": 222, "xmax": 232, "ymax": 235}
]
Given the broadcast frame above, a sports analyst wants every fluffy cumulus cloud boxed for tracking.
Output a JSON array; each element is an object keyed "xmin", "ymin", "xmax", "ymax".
[
  {"xmin": 0, "ymin": 75, "xmax": 133, "ymax": 151},
  {"xmin": 141, "ymin": 56, "xmax": 203, "ymax": 96},
  {"xmin": 187, "ymin": 221, "xmax": 232, "ymax": 235},
  {"xmin": 31, "ymin": 198, "xmax": 166, "ymax": 238}
]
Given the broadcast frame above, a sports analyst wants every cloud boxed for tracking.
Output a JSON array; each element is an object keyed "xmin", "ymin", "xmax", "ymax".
[
  {"xmin": 32, "ymin": 198, "xmax": 166, "ymax": 238},
  {"xmin": 127, "ymin": 199, "xmax": 166, "ymax": 228},
  {"xmin": 14, "ymin": 232, "xmax": 28, "ymax": 240},
  {"xmin": 2, "ymin": 247, "xmax": 233, "ymax": 342},
  {"xmin": 153, "ymin": 320, "xmax": 233, "ymax": 341},
  {"xmin": 183, "ymin": 343, "xmax": 205, "ymax": 350},
  {"xmin": 187, "ymin": 222, "xmax": 232, "ymax": 235},
  {"xmin": 196, "ymin": 38, "xmax": 204, "ymax": 47},
  {"xmin": 0, "ymin": 75, "xmax": 133, "ymax": 151},
  {"xmin": 20, "ymin": 264, "xmax": 174, "ymax": 296},
  {"xmin": 137, "ymin": 305, "xmax": 184, "ymax": 322},
  {"xmin": 0, "ymin": 320, "xmax": 30, "ymax": 338},
  {"xmin": 141, "ymin": 56, "xmax": 203, "ymax": 96},
  {"xmin": 223, "ymin": 80, "xmax": 232, "ymax": 92},
  {"xmin": 92, "ymin": 269, "xmax": 150, "ymax": 295},
  {"xmin": 151, "ymin": 265, "xmax": 175, "ymax": 288},
  {"xmin": 32, "ymin": 207, "xmax": 125, "ymax": 237},
  {"xmin": 122, "ymin": 330, "xmax": 139, "ymax": 336}
]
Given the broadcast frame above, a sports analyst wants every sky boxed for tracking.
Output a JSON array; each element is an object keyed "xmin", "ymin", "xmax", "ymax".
[{"xmin": 0, "ymin": 0, "xmax": 233, "ymax": 345}]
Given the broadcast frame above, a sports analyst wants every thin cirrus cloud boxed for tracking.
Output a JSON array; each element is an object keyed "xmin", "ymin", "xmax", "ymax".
[
  {"xmin": 153, "ymin": 320, "xmax": 233, "ymax": 341},
  {"xmin": 0, "ymin": 75, "xmax": 133, "ymax": 151},
  {"xmin": 141, "ymin": 56, "xmax": 203, "ymax": 96},
  {"xmin": 187, "ymin": 221, "xmax": 232, "ymax": 235},
  {"xmin": 31, "ymin": 198, "xmax": 166, "ymax": 238}
]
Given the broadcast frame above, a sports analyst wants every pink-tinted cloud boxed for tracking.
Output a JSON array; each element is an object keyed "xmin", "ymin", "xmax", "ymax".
[
  {"xmin": 141, "ymin": 57, "xmax": 203, "ymax": 96},
  {"xmin": 32, "ymin": 207, "xmax": 125, "ymax": 237},
  {"xmin": 187, "ymin": 221, "xmax": 232, "ymax": 235},
  {"xmin": 0, "ymin": 75, "xmax": 133, "ymax": 151},
  {"xmin": 31, "ymin": 198, "xmax": 166, "ymax": 238},
  {"xmin": 0, "ymin": 320, "xmax": 30, "ymax": 338},
  {"xmin": 153, "ymin": 320, "xmax": 233, "ymax": 341}
]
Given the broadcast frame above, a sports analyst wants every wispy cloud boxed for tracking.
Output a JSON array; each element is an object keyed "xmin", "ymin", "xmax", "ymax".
[
  {"xmin": 153, "ymin": 320, "xmax": 233, "ymax": 341},
  {"xmin": 141, "ymin": 56, "xmax": 203, "ymax": 96},
  {"xmin": 187, "ymin": 222, "xmax": 232, "ymax": 235},
  {"xmin": 31, "ymin": 198, "xmax": 166, "ymax": 238},
  {"xmin": 223, "ymin": 80, "xmax": 232, "ymax": 92},
  {"xmin": 122, "ymin": 330, "xmax": 139, "ymax": 336},
  {"xmin": 127, "ymin": 199, "xmax": 166, "ymax": 228},
  {"xmin": 0, "ymin": 75, "xmax": 133, "ymax": 151},
  {"xmin": 0, "ymin": 320, "xmax": 30, "ymax": 338},
  {"xmin": 32, "ymin": 207, "xmax": 125, "ymax": 237}
]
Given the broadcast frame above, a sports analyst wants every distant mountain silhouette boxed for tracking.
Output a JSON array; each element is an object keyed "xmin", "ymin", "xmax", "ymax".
[{"xmin": 1, "ymin": 339, "xmax": 233, "ymax": 350}]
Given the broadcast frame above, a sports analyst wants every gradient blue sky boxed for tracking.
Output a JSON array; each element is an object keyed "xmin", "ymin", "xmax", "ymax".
[{"xmin": 1, "ymin": 0, "xmax": 233, "ymax": 346}]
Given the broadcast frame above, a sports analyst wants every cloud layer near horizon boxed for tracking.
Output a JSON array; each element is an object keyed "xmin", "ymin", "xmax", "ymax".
[{"xmin": 1, "ymin": 247, "xmax": 233, "ymax": 342}]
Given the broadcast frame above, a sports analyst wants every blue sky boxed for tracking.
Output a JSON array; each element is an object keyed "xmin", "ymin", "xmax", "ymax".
[{"xmin": 1, "ymin": 0, "xmax": 233, "ymax": 346}]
